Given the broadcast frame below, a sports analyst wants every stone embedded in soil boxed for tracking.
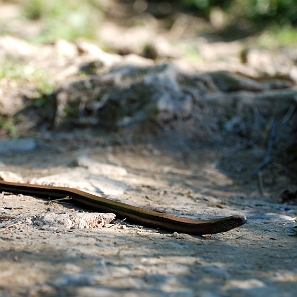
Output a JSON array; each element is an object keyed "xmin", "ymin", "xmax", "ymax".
[
  {"xmin": 0, "ymin": 138, "xmax": 37, "ymax": 155},
  {"xmin": 31, "ymin": 212, "xmax": 115, "ymax": 230}
]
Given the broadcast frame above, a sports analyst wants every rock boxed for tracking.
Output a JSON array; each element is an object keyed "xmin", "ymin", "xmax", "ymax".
[
  {"xmin": 210, "ymin": 71, "xmax": 263, "ymax": 92},
  {"xmin": 154, "ymin": 93, "xmax": 175, "ymax": 123},
  {"xmin": 31, "ymin": 212, "xmax": 115, "ymax": 230},
  {"xmin": 260, "ymin": 79, "xmax": 293, "ymax": 90},
  {"xmin": 73, "ymin": 152, "xmax": 127, "ymax": 177},
  {"xmin": 54, "ymin": 39, "xmax": 78, "ymax": 58},
  {"xmin": 241, "ymin": 47, "xmax": 295, "ymax": 81},
  {"xmin": 0, "ymin": 35, "xmax": 38, "ymax": 59},
  {"xmin": 52, "ymin": 62, "xmax": 193, "ymax": 128},
  {"xmin": 178, "ymin": 95, "xmax": 192, "ymax": 119},
  {"xmin": 199, "ymin": 41, "xmax": 243, "ymax": 62},
  {"xmin": 0, "ymin": 80, "xmax": 26, "ymax": 115},
  {"xmin": 76, "ymin": 39, "xmax": 122, "ymax": 67},
  {"xmin": 0, "ymin": 171, "xmax": 24, "ymax": 182},
  {"xmin": 0, "ymin": 138, "xmax": 37, "ymax": 155},
  {"xmin": 30, "ymin": 169, "xmax": 129, "ymax": 196},
  {"xmin": 0, "ymin": 36, "xmax": 296, "ymax": 149}
]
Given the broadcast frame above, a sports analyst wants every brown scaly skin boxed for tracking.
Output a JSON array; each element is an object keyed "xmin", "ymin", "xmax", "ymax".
[{"xmin": 0, "ymin": 180, "xmax": 247, "ymax": 235}]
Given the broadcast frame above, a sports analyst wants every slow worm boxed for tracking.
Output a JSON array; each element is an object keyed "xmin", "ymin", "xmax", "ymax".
[{"xmin": 0, "ymin": 180, "xmax": 246, "ymax": 235}]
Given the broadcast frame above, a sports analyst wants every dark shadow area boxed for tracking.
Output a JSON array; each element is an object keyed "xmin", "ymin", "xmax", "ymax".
[{"xmin": 103, "ymin": 0, "xmax": 297, "ymax": 43}]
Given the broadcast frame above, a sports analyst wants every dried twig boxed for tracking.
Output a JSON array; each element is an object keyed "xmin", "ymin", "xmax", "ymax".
[
  {"xmin": 281, "ymin": 105, "xmax": 295, "ymax": 125},
  {"xmin": 253, "ymin": 118, "xmax": 276, "ymax": 175},
  {"xmin": 5, "ymin": 222, "xmax": 21, "ymax": 229},
  {"xmin": 45, "ymin": 196, "xmax": 72, "ymax": 205},
  {"xmin": 257, "ymin": 172, "xmax": 264, "ymax": 196}
]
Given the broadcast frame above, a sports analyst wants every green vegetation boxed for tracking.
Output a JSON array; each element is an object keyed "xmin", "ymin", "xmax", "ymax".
[
  {"xmin": 0, "ymin": 59, "xmax": 55, "ymax": 135},
  {"xmin": 1, "ymin": 0, "xmax": 296, "ymax": 45},
  {"xmin": 0, "ymin": 59, "xmax": 31, "ymax": 80},
  {"xmin": 182, "ymin": 0, "xmax": 297, "ymax": 26},
  {"xmin": 179, "ymin": 0, "xmax": 297, "ymax": 45},
  {"xmin": 0, "ymin": 59, "xmax": 54, "ymax": 105},
  {"xmin": 64, "ymin": 102, "xmax": 80, "ymax": 118},
  {"xmin": 0, "ymin": 59, "xmax": 49, "ymax": 83},
  {"xmin": 17, "ymin": 0, "xmax": 101, "ymax": 43},
  {"xmin": 0, "ymin": 116, "xmax": 18, "ymax": 138},
  {"xmin": 256, "ymin": 26, "xmax": 297, "ymax": 47},
  {"xmin": 182, "ymin": 44, "xmax": 202, "ymax": 61}
]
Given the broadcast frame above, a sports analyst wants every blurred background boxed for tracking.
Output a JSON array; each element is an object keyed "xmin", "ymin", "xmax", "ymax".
[{"xmin": 1, "ymin": 0, "xmax": 297, "ymax": 49}]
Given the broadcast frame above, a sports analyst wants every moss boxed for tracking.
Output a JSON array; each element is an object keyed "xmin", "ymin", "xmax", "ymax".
[{"xmin": 0, "ymin": 116, "xmax": 18, "ymax": 138}]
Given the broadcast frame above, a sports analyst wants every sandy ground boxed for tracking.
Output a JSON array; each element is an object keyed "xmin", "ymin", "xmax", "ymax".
[{"xmin": 0, "ymin": 134, "xmax": 296, "ymax": 297}]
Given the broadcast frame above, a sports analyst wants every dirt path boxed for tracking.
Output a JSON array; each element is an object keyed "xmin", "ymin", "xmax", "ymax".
[
  {"xmin": 1, "ymin": 1, "xmax": 297, "ymax": 295},
  {"xmin": 0, "ymin": 136, "xmax": 296, "ymax": 297}
]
